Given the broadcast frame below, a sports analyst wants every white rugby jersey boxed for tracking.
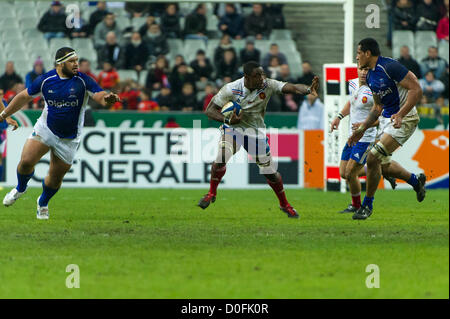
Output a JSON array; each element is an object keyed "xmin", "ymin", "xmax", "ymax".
[
  {"xmin": 212, "ymin": 77, "xmax": 286, "ymax": 137},
  {"xmin": 348, "ymin": 78, "xmax": 377, "ymax": 143}
]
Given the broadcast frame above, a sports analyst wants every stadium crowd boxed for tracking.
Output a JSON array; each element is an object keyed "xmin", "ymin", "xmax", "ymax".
[
  {"xmin": 387, "ymin": 0, "xmax": 449, "ymax": 123},
  {"xmin": 1, "ymin": 1, "xmax": 311, "ymax": 114}
]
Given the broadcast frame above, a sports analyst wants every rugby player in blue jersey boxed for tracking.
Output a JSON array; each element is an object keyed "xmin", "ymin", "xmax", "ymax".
[
  {"xmin": 0, "ymin": 47, "xmax": 119, "ymax": 219},
  {"xmin": 348, "ymin": 38, "xmax": 426, "ymax": 220}
]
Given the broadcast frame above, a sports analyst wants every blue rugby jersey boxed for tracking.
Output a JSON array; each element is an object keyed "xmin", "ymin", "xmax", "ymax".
[
  {"xmin": 366, "ymin": 56, "xmax": 413, "ymax": 118},
  {"xmin": 27, "ymin": 69, "xmax": 103, "ymax": 139},
  {"xmin": 1, "ymin": 99, "xmax": 8, "ymax": 130}
]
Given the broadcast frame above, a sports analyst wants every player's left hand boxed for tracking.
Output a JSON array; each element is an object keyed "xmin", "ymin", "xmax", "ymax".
[
  {"xmin": 309, "ymin": 76, "xmax": 319, "ymax": 97},
  {"xmin": 104, "ymin": 93, "xmax": 120, "ymax": 106},
  {"xmin": 390, "ymin": 113, "xmax": 403, "ymax": 129},
  {"xmin": 347, "ymin": 124, "xmax": 365, "ymax": 146},
  {"xmin": 6, "ymin": 117, "xmax": 18, "ymax": 131}
]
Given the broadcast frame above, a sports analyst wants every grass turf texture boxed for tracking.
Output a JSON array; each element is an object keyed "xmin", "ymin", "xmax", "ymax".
[{"xmin": 0, "ymin": 187, "xmax": 448, "ymax": 299}]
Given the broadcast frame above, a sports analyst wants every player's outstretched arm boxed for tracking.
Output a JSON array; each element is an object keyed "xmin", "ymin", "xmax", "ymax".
[
  {"xmin": 0, "ymin": 89, "xmax": 33, "ymax": 128},
  {"xmin": 92, "ymin": 91, "xmax": 120, "ymax": 108},
  {"xmin": 391, "ymin": 71, "xmax": 422, "ymax": 128},
  {"xmin": 330, "ymin": 100, "xmax": 350, "ymax": 132},
  {"xmin": 282, "ymin": 76, "xmax": 319, "ymax": 97},
  {"xmin": 205, "ymin": 99, "xmax": 242, "ymax": 125}
]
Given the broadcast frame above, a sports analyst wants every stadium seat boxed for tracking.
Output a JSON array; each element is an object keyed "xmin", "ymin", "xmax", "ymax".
[
  {"xmin": 232, "ymin": 39, "xmax": 246, "ymax": 53},
  {"xmin": 28, "ymin": 48, "xmax": 54, "ymax": 63},
  {"xmin": 286, "ymin": 51, "xmax": 303, "ymax": 79},
  {"xmin": 439, "ymin": 40, "xmax": 449, "ymax": 64},
  {"xmin": 76, "ymin": 48, "xmax": 97, "ymax": 62},
  {"xmin": 49, "ymin": 38, "xmax": 72, "ymax": 51},
  {"xmin": 168, "ymin": 39, "xmax": 184, "ymax": 52},
  {"xmin": 392, "ymin": 30, "xmax": 415, "ymax": 59},
  {"xmin": 131, "ymin": 17, "xmax": 147, "ymax": 30},
  {"xmin": 184, "ymin": 39, "xmax": 207, "ymax": 62},
  {"xmin": 118, "ymin": 70, "xmax": 138, "ymax": 82},
  {"xmin": 0, "ymin": 17, "xmax": 20, "ymax": 28},
  {"xmin": 16, "ymin": 6, "xmax": 38, "ymax": 19},
  {"xmin": 272, "ymin": 39, "xmax": 297, "ymax": 54},
  {"xmin": 72, "ymin": 38, "xmax": 95, "ymax": 50},
  {"xmin": 0, "ymin": 4, "xmax": 15, "ymax": 17},
  {"xmin": 23, "ymin": 28, "xmax": 43, "ymax": 39},
  {"xmin": 254, "ymin": 40, "xmax": 271, "ymax": 57},
  {"xmin": 20, "ymin": 18, "xmax": 39, "ymax": 30},
  {"xmin": 138, "ymin": 70, "xmax": 148, "ymax": 87},
  {"xmin": 1, "ymin": 29, "xmax": 24, "ymax": 43},
  {"xmin": 116, "ymin": 16, "xmax": 131, "ymax": 29},
  {"xmin": 206, "ymin": 14, "xmax": 220, "ymax": 38},
  {"xmin": 5, "ymin": 48, "xmax": 30, "ymax": 61},
  {"xmin": 179, "ymin": 17, "xmax": 185, "ymax": 30},
  {"xmin": 415, "ymin": 31, "xmax": 438, "ymax": 62},
  {"xmin": 269, "ymin": 29, "xmax": 293, "ymax": 41}
]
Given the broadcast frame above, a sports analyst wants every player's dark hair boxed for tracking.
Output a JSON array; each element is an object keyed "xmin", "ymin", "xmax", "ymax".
[
  {"xmin": 243, "ymin": 61, "xmax": 260, "ymax": 76},
  {"xmin": 55, "ymin": 47, "xmax": 75, "ymax": 61},
  {"xmin": 358, "ymin": 38, "xmax": 381, "ymax": 56}
]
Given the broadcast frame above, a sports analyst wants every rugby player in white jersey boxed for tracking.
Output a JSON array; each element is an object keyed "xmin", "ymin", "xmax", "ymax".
[
  {"xmin": 198, "ymin": 61, "xmax": 319, "ymax": 218},
  {"xmin": 330, "ymin": 65, "xmax": 397, "ymax": 214},
  {"xmin": 0, "ymin": 47, "xmax": 119, "ymax": 219}
]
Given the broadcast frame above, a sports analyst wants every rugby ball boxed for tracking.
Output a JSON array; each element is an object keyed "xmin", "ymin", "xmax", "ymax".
[{"xmin": 221, "ymin": 101, "xmax": 241, "ymax": 119}]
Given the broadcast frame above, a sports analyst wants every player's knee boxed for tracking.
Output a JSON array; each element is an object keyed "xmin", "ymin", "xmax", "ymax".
[{"xmin": 18, "ymin": 158, "xmax": 36, "ymax": 172}]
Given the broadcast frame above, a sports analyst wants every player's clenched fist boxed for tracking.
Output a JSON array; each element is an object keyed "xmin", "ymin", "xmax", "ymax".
[{"xmin": 104, "ymin": 93, "xmax": 120, "ymax": 106}]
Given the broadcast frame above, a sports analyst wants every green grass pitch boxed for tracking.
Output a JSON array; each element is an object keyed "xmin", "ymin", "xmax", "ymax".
[{"xmin": 0, "ymin": 187, "xmax": 448, "ymax": 299}]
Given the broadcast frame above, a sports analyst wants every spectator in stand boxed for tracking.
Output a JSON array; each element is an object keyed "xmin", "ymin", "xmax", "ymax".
[
  {"xmin": 169, "ymin": 62, "xmax": 196, "ymax": 100},
  {"xmin": 156, "ymin": 87, "xmax": 175, "ymax": 111},
  {"xmin": 439, "ymin": 66, "xmax": 449, "ymax": 100},
  {"xmin": 244, "ymin": 4, "xmax": 272, "ymax": 40},
  {"xmin": 88, "ymin": 1, "xmax": 108, "ymax": 36},
  {"xmin": 146, "ymin": 55, "xmax": 170, "ymax": 90},
  {"xmin": 419, "ymin": 70, "xmax": 445, "ymax": 101},
  {"xmin": 240, "ymin": 38, "xmax": 261, "ymax": 64},
  {"xmin": 265, "ymin": 4, "xmax": 285, "ymax": 29},
  {"xmin": 276, "ymin": 64, "xmax": 298, "ymax": 112},
  {"xmin": 68, "ymin": 10, "xmax": 90, "ymax": 39},
  {"xmin": 214, "ymin": 34, "xmax": 236, "ymax": 68},
  {"xmin": 420, "ymin": 46, "xmax": 447, "ymax": 79},
  {"xmin": 123, "ymin": 31, "xmax": 150, "ymax": 71},
  {"xmin": 183, "ymin": 4, "xmax": 208, "ymax": 40},
  {"xmin": 143, "ymin": 24, "xmax": 169, "ymax": 59},
  {"xmin": 190, "ymin": 49, "xmax": 214, "ymax": 83},
  {"xmin": 161, "ymin": 4, "xmax": 181, "ymax": 39},
  {"xmin": 265, "ymin": 56, "xmax": 283, "ymax": 79},
  {"xmin": 115, "ymin": 80, "xmax": 141, "ymax": 110},
  {"xmin": 261, "ymin": 43, "xmax": 287, "ymax": 70},
  {"xmin": 97, "ymin": 31, "xmax": 125, "ymax": 69},
  {"xmin": 97, "ymin": 62, "xmax": 120, "ymax": 91},
  {"xmin": 437, "ymin": 10, "xmax": 449, "ymax": 43},
  {"xmin": 78, "ymin": 58, "xmax": 97, "ymax": 82},
  {"xmin": 216, "ymin": 48, "xmax": 239, "ymax": 82},
  {"xmin": 296, "ymin": 61, "xmax": 316, "ymax": 105},
  {"xmin": 138, "ymin": 16, "xmax": 157, "ymax": 37},
  {"xmin": 94, "ymin": 12, "xmax": 122, "ymax": 49},
  {"xmin": 164, "ymin": 116, "xmax": 181, "ymax": 128},
  {"xmin": 171, "ymin": 55, "xmax": 186, "ymax": 74},
  {"xmin": 202, "ymin": 82, "xmax": 217, "ymax": 111},
  {"xmin": 177, "ymin": 82, "xmax": 198, "ymax": 112},
  {"xmin": 37, "ymin": 1, "xmax": 69, "ymax": 41},
  {"xmin": 392, "ymin": 0, "xmax": 416, "ymax": 31},
  {"xmin": 297, "ymin": 94, "xmax": 324, "ymax": 130},
  {"xmin": 3, "ymin": 83, "xmax": 25, "ymax": 104},
  {"xmin": 138, "ymin": 89, "xmax": 159, "ymax": 112},
  {"xmin": 416, "ymin": 0, "xmax": 441, "ymax": 31},
  {"xmin": 214, "ymin": 3, "xmax": 242, "ymax": 17},
  {"xmin": 218, "ymin": 3, "xmax": 245, "ymax": 40},
  {"xmin": 398, "ymin": 45, "xmax": 421, "ymax": 78},
  {"xmin": 125, "ymin": 1, "xmax": 151, "ymax": 17},
  {"xmin": 25, "ymin": 58, "xmax": 45, "ymax": 89},
  {"xmin": 0, "ymin": 61, "xmax": 23, "ymax": 93}
]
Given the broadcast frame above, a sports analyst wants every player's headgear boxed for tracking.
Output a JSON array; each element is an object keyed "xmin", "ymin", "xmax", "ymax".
[
  {"xmin": 358, "ymin": 38, "xmax": 381, "ymax": 57},
  {"xmin": 243, "ymin": 61, "xmax": 261, "ymax": 76},
  {"xmin": 55, "ymin": 47, "xmax": 77, "ymax": 64}
]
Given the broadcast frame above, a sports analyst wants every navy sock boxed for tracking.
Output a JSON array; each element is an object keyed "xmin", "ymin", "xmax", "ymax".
[
  {"xmin": 362, "ymin": 196, "xmax": 374, "ymax": 210},
  {"xmin": 16, "ymin": 170, "xmax": 34, "ymax": 192},
  {"xmin": 407, "ymin": 173, "xmax": 419, "ymax": 188},
  {"xmin": 39, "ymin": 181, "xmax": 59, "ymax": 207},
  {"xmin": 0, "ymin": 164, "xmax": 3, "ymax": 181}
]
